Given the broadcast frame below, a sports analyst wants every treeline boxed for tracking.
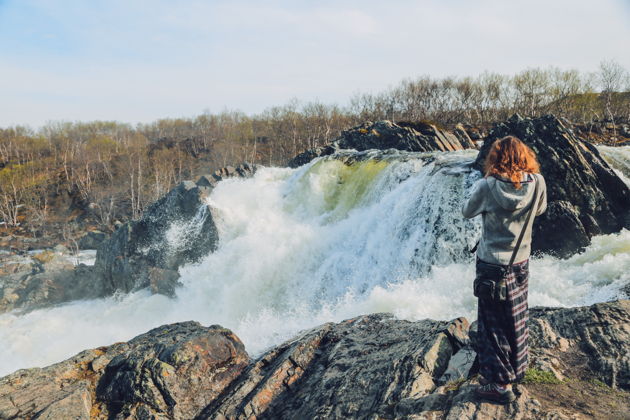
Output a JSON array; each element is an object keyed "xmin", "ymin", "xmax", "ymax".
[
  {"xmin": 351, "ymin": 65, "xmax": 630, "ymax": 126},
  {"xmin": 1, "ymin": 62, "xmax": 629, "ymax": 235},
  {"xmin": 0, "ymin": 107, "xmax": 356, "ymax": 234}
]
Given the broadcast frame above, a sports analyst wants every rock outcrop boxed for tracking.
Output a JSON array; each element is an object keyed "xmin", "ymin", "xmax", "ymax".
[
  {"xmin": 199, "ymin": 314, "xmax": 471, "ymax": 420},
  {"xmin": 2, "ymin": 300, "xmax": 628, "ymax": 419},
  {"xmin": 93, "ymin": 180, "xmax": 217, "ymax": 297},
  {"xmin": 475, "ymin": 114, "xmax": 630, "ymax": 257},
  {"xmin": 0, "ymin": 248, "xmax": 104, "ymax": 314},
  {"xmin": 0, "ymin": 163, "xmax": 257, "ymax": 314},
  {"xmin": 0, "ymin": 263, "xmax": 104, "ymax": 314},
  {"xmin": 93, "ymin": 162, "xmax": 256, "ymax": 296},
  {"xmin": 0, "ymin": 322, "xmax": 249, "ymax": 420},
  {"xmin": 288, "ymin": 120, "xmax": 474, "ymax": 168}
]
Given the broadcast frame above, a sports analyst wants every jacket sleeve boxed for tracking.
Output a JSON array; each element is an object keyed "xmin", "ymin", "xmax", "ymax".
[
  {"xmin": 535, "ymin": 174, "xmax": 547, "ymax": 216},
  {"xmin": 462, "ymin": 179, "xmax": 486, "ymax": 219}
]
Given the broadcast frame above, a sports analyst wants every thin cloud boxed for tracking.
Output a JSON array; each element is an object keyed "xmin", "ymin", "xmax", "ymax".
[{"xmin": 0, "ymin": 0, "xmax": 629, "ymax": 127}]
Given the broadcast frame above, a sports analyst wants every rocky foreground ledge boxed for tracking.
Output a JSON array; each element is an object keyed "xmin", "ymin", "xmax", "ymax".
[{"xmin": 1, "ymin": 300, "xmax": 628, "ymax": 419}]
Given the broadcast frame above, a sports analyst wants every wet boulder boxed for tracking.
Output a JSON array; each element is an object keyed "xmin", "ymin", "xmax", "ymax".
[
  {"xmin": 199, "ymin": 314, "xmax": 471, "ymax": 419},
  {"xmin": 475, "ymin": 114, "xmax": 630, "ymax": 257},
  {"xmin": 0, "ymin": 248, "xmax": 105, "ymax": 314},
  {"xmin": 0, "ymin": 264, "xmax": 101, "ymax": 314},
  {"xmin": 199, "ymin": 300, "xmax": 630, "ymax": 419},
  {"xmin": 93, "ymin": 180, "xmax": 217, "ymax": 295},
  {"xmin": 93, "ymin": 163, "xmax": 258, "ymax": 296}
]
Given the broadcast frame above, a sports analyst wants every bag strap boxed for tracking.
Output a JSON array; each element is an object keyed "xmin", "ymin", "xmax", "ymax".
[{"xmin": 508, "ymin": 175, "xmax": 540, "ymax": 267}]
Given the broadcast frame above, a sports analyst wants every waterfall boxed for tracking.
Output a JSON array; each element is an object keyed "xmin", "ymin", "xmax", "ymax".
[{"xmin": 0, "ymin": 147, "xmax": 629, "ymax": 377}]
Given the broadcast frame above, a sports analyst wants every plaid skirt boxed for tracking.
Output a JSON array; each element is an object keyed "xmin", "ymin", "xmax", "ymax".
[{"xmin": 476, "ymin": 258, "xmax": 529, "ymax": 384}]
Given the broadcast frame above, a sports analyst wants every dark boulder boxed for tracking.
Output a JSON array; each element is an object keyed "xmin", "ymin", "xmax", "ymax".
[
  {"xmin": 201, "ymin": 301, "xmax": 630, "ymax": 419},
  {"xmin": 288, "ymin": 145, "xmax": 337, "ymax": 169},
  {"xmin": 288, "ymin": 120, "xmax": 473, "ymax": 168},
  {"xmin": 0, "ymin": 250, "xmax": 104, "ymax": 314},
  {"xmin": 474, "ymin": 114, "xmax": 630, "ymax": 257},
  {"xmin": 93, "ymin": 180, "xmax": 217, "ymax": 295},
  {"xmin": 196, "ymin": 162, "xmax": 257, "ymax": 188},
  {"xmin": 0, "ymin": 264, "xmax": 102, "ymax": 314},
  {"xmin": 454, "ymin": 123, "xmax": 477, "ymax": 149},
  {"xmin": 78, "ymin": 230, "xmax": 109, "ymax": 250},
  {"xmin": 0, "ymin": 322, "xmax": 249, "ymax": 420},
  {"xmin": 90, "ymin": 162, "xmax": 258, "ymax": 297}
]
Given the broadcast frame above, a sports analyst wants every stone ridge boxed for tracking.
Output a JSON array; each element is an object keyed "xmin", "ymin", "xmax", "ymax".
[
  {"xmin": 288, "ymin": 120, "xmax": 475, "ymax": 168},
  {"xmin": 1, "ymin": 300, "xmax": 627, "ymax": 419}
]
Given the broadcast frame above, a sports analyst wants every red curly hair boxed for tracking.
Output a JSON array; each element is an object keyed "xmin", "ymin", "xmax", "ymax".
[{"xmin": 484, "ymin": 136, "xmax": 540, "ymax": 189}]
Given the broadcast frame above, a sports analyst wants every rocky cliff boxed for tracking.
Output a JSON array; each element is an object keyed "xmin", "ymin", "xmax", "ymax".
[{"xmin": 1, "ymin": 300, "xmax": 628, "ymax": 419}]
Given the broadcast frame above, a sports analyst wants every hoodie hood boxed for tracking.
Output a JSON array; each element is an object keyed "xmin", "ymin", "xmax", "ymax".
[{"xmin": 487, "ymin": 174, "xmax": 537, "ymax": 211}]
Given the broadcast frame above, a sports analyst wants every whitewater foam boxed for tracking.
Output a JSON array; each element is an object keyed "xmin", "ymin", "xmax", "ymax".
[
  {"xmin": 0, "ymin": 148, "xmax": 628, "ymax": 377},
  {"xmin": 598, "ymin": 145, "xmax": 630, "ymax": 185}
]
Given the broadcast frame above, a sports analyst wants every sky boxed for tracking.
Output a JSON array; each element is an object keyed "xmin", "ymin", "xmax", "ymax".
[{"xmin": 1, "ymin": 0, "xmax": 629, "ymax": 127}]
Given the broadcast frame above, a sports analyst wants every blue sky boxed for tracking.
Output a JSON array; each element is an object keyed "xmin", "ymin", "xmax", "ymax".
[{"xmin": 1, "ymin": 0, "xmax": 629, "ymax": 127}]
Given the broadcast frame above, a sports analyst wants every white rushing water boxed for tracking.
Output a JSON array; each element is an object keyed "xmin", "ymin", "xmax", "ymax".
[
  {"xmin": 598, "ymin": 145, "xmax": 630, "ymax": 184},
  {"xmin": 1, "ymin": 148, "xmax": 629, "ymax": 377}
]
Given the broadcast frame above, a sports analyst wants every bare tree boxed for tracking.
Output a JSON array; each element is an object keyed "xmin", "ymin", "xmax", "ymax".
[{"xmin": 598, "ymin": 60, "xmax": 630, "ymax": 137}]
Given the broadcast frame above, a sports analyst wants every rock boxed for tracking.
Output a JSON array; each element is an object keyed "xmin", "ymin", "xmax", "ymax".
[
  {"xmin": 474, "ymin": 114, "xmax": 630, "ymax": 257},
  {"xmin": 93, "ymin": 180, "xmax": 218, "ymax": 296},
  {"xmin": 0, "ymin": 258, "xmax": 31, "ymax": 276},
  {"xmin": 529, "ymin": 300, "xmax": 630, "ymax": 389},
  {"xmin": 148, "ymin": 266, "xmax": 182, "ymax": 297},
  {"xmin": 31, "ymin": 249, "xmax": 74, "ymax": 273},
  {"xmin": 288, "ymin": 120, "xmax": 473, "ymax": 168},
  {"xmin": 196, "ymin": 163, "xmax": 257, "ymax": 187},
  {"xmin": 78, "ymin": 230, "xmax": 109, "ymax": 250},
  {"xmin": 288, "ymin": 145, "xmax": 337, "ymax": 168},
  {"xmin": 0, "ymin": 264, "xmax": 103, "ymax": 313},
  {"xmin": 93, "ymin": 162, "xmax": 258, "ymax": 297},
  {"xmin": 196, "ymin": 174, "xmax": 221, "ymax": 188},
  {"xmin": 198, "ymin": 313, "xmax": 462, "ymax": 419},
  {"xmin": 467, "ymin": 126, "xmax": 483, "ymax": 140},
  {"xmin": 1, "ymin": 300, "xmax": 628, "ymax": 419},
  {"xmin": 454, "ymin": 123, "xmax": 477, "ymax": 149},
  {"xmin": 198, "ymin": 301, "xmax": 630, "ymax": 419},
  {"xmin": 53, "ymin": 244, "xmax": 69, "ymax": 254},
  {"xmin": 0, "ymin": 248, "xmax": 109, "ymax": 314},
  {"xmin": 0, "ymin": 322, "xmax": 249, "ymax": 420}
]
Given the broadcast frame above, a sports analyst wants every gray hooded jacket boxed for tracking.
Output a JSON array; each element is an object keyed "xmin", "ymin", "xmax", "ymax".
[{"xmin": 462, "ymin": 173, "xmax": 547, "ymax": 265}]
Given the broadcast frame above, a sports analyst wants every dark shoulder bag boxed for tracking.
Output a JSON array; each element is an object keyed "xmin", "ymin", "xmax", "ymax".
[{"xmin": 473, "ymin": 179, "xmax": 539, "ymax": 302}]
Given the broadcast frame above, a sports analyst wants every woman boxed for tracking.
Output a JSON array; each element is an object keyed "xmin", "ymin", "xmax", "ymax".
[{"xmin": 462, "ymin": 135, "xmax": 547, "ymax": 404}]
